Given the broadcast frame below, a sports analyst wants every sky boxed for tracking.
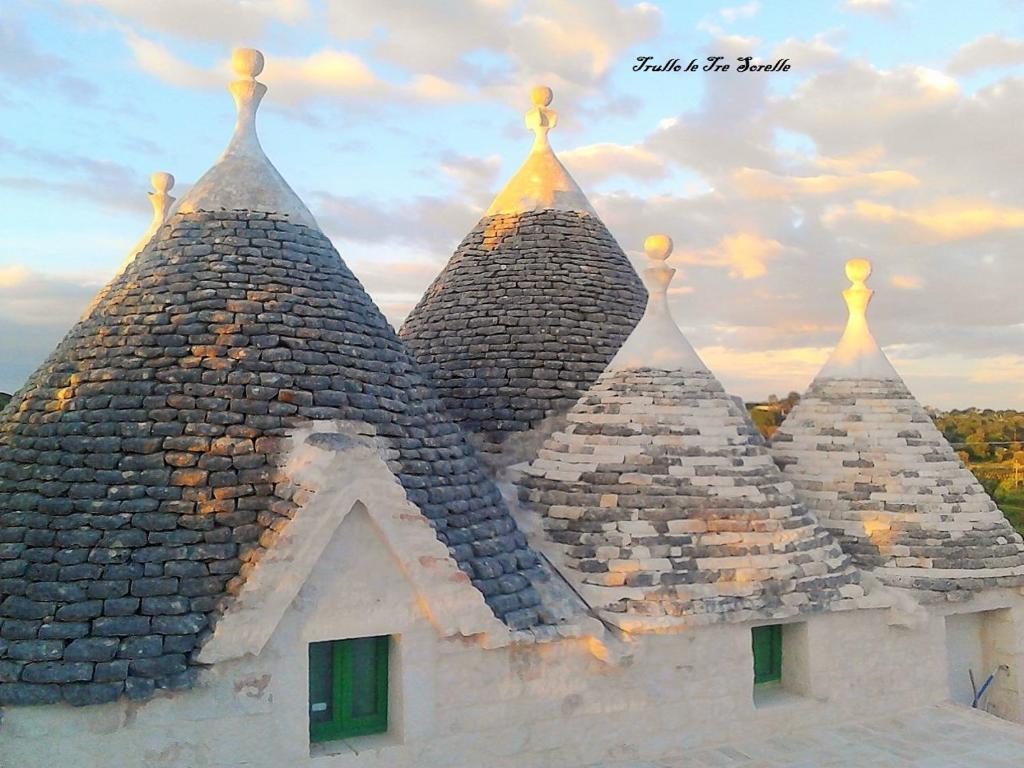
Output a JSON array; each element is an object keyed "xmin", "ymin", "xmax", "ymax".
[{"xmin": 2, "ymin": 0, "xmax": 1023, "ymax": 408}]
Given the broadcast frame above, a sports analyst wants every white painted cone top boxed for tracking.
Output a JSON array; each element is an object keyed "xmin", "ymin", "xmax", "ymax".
[
  {"xmin": 607, "ymin": 234, "xmax": 709, "ymax": 373},
  {"xmin": 485, "ymin": 86, "xmax": 596, "ymax": 217},
  {"xmin": 817, "ymin": 258, "xmax": 900, "ymax": 380},
  {"xmin": 172, "ymin": 48, "xmax": 317, "ymax": 227}
]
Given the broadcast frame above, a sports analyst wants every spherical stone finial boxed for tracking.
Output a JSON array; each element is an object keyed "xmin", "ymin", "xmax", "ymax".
[
  {"xmin": 531, "ymin": 85, "xmax": 553, "ymax": 107},
  {"xmin": 151, "ymin": 171, "xmax": 174, "ymax": 194},
  {"xmin": 845, "ymin": 258, "xmax": 872, "ymax": 285},
  {"xmin": 644, "ymin": 234, "xmax": 674, "ymax": 262},
  {"xmin": 232, "ymin": 48, "xmax": 265, "ymax": 79}
]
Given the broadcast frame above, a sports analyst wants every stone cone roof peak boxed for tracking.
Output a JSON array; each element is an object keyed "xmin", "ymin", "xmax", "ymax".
[
  {"xmin": 817, "ymin": 258, "xmax": 899, "ymax": 381},
  {"xmin": 172, "ymin": 48, "xmax": 317, "ymax": 227},
  {"xmin": 0, "ymin": 50, "xmax": 548, "ymax": 706},
  {"xmin": 771, "ymin": 261, "xmax": 1024, "ymax": 589},
  {"xmin": 400, "ymin": 94, "xmax": 645, "ymax": 456},
  {"xmin": 608, "ymin": 234, "xmax": 708, "ymax": 373},
  {"xmin": 485, "ymin": 85, "xmax": 596, "ymax": 217},
  {"xmin": 520, "ymin": 251, "xmax": 861, "ymax": 627}
]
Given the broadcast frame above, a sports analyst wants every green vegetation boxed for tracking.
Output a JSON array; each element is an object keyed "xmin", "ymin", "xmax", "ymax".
[
  {"xmin": 0, "ymin": 392, "xmax": 9, "ymax": 409},
  {"xmin": 745, "ymin": 391, "xmax": 801, "ymax": 439},
  {"xmin": 746, "ymin": 399, "xmax": 1024, "ymax": 535},
  {"xmin": 935, "ymin": 408, "xmax": 1024, "ymax": 534}
]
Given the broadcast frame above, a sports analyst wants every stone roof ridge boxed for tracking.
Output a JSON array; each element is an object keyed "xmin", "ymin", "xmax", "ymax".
[
  {"xmin": 172, "ymin": 48, "xmax": 317, "ymax": 228},
  {"xmin": 484, "ymin": 86, "xmax": 597, "ymax": 217},
  {"xmin": 607, "ymin": 234, "xmax": 708, "ymax": 373},
  {"xmin": 816, "ymin": 257, "xmax": 900, "ymax": 381}
]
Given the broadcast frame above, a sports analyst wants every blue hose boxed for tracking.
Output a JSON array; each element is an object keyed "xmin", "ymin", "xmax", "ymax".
[{"xmin": 972, "ymin": 665, "xmax": 1008, "ymax": 708}]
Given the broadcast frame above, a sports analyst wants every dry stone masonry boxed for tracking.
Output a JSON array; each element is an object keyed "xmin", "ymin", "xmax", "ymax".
[
  {"xmin": 771, "ymin": 260, "xmax": 1024, "ymax": 592},
  {"xmin": 400, "ymin": 88, "xmax": 646, "ymax": 457},
  {"xmin": 0, "ymin": 51, "xmax": 544, "ymax": 708},
  {"xmin": 519, "ymin": 237, "xmax": 861, "ymax": 630}
]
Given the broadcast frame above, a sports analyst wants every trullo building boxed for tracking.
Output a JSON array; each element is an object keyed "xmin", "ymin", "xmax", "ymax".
[
  {"xmin": 518, "ymin": 235, "xmax": 862, "ymax": 631},
  {"xmin": 3, "ymin": 49, "xmax": 1024, "ymax": 768},
  {"xmin": 770, "ymin": 259, "xmax": 1024, "ymax": 591},
  {"xmin": 400, "ymin": 87, "xmax": 646, "ymax": 462}
]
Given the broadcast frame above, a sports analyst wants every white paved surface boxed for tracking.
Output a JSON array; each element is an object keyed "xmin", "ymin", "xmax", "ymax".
[{"xmin": 592, "ymin": 704, "xmax": 1024, "ymax": 767}]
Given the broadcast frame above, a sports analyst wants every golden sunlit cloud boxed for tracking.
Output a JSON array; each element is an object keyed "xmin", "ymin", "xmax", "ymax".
[
  {"xmin": 698, "ymin": 344, "xmax": 830, "ymax": 385},
  {"xmin": 678, "ymin": 233, "xmax": 784, "ymax": 279},
  {"xmin": 125, "ymin": 33, "xmax": 215, "ymax": 89},
  {"xmin": 815, "ymin": 145, "xmax": 886, "ymax": 173},
  {"xmin": 0, "ymin": 265, "xmax": 31, "ymax": 288},
  {"xmin": 967, "ymin": 355, "xmax": 1024, "ymax": 385},
  {"xmin": 123, "ymin": 34, "xmax": 468, "ymax": 104},
  {"xmin": 824, "ymin": 198, "xmax": 1024, "ymax": 240},
  {"xmin": 890, "ymin": 274, "xmax": 922, "ymax": 290},
  {"xmin": 733, "ymin": 166, "xmax": 919, "ymax": 200},
  {"xmin": 562, "ymin": 143, "xmax": 668, "ymax": 182}
]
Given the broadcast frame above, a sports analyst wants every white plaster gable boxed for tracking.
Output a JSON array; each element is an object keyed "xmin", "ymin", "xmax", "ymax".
[
  {"xmin": 172, "ymin": 49, "xmax": 318, "ymax": 228},
  {"xmin": 196, "ymin": 423, "xmax": 507, "ymax": 665},
  {"xmin": 816, "ymin": 258, "xmax": 900, "ymax": 381},
  {"xmin": 485, "ymin": 86, "xmax": 597, "ymax": 217},
  {"xmin": 608, "ymin": 234, "xmax": 709, "ymax": 373},
  {"xmin": 297, "ymin": 502, "xmax": 422, "ymax": 639}
]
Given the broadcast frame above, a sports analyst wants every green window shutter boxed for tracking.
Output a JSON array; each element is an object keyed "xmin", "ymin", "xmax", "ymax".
[
  {"xmin": 752, "ymin": 625, "xmax": 782, "ymax": 684},
  {"xmin": 310, "ymin": 636, "xmax": 390, "ymax": 743}
]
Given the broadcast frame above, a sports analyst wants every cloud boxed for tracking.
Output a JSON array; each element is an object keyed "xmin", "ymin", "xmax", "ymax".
[
  {"xmin": 732, "ymin": 167, "xmax": 919, "ymax": 199},
  {"xmin": 0, "ymin": 143, "xmax": 147, "ymax": 215},
  {"xmin": 123, "ymin": 34, "xmax": 472, "ymax": 106},
  {"xmin": 438, "ymin": 153, "xmax": 502, "ymax": 200},
  {"xmin": 720, "ymin": 2, "xmax": 761, "ymax": 23},
  {"xmin": 677, "ymin": 233, "xmax": 784, "ymax": 279},
  {"xmin": 123, "ymin": 32, "xmax": 217, "ymax": 89},
  {"xmin": 74, "ymin": 0, "xmax": 310, "ymax": 42},
  {"xmin": 0, "ymin": 266, "xmax": 100, "ymax": 394},
  {"xmin": 561, "ymin": 143, "xmax": 668, "ymax": 185},
  {"xmin": 890, "ymin": 274, "xmax": 922, "ymax": 290},
  {"xmin": 0, "ymin": 19, "xmax": 97, "ymax": 101},
  {"xmin": 771, "ymin": 35, "xmax": 842, "ymax": 70},
  {"xmin": 824, "ymin": 199, "xmax": 1024, "ymax": 240},
  {"xmin": 840, "ymin": 0, "xmax": 896, "ymax": 19},
  {"xmin": 948, "ymin": 34, "xmax": 1024, "ymax": 76},
  {"xmin": 311, "ymin": 191, "xmax": 481, "ymax": 255},
  {"xmin": 325, "ymin": 0, "xmax": 661, "ymax": 107},
  {"xmin": 698, "ymin": 344, "xmax": 830, "ymax": 398},
  {"xmin": 968, "ymin": 355, "xmax": 1024, "ymax": 385}
]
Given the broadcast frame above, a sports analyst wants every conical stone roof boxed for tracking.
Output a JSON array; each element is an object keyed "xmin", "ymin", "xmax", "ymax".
[
  {"xmin": 0, "ymin": 50, "xmax": 543, "ymax": 708},
  {"xmin": 400, "ymin": 87, "xmax": 646, "ymax": 460},
  {"xmin": 771, "ymin": 259, "xmax": 1024, "ymax": 592},
  {"xmin": 518, "ymin": 236, "xmax": 860, "ymax": 631}
]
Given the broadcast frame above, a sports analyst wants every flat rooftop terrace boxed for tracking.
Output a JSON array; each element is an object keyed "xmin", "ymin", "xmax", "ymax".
[{"xmin": 593, "ymin": 704, "xmax": 1024, "ymax": 768}]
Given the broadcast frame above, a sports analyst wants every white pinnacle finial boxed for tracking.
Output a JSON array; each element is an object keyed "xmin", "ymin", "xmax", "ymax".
[
  {"xmin": 232, "ymin": 48, "xmax": 264, "ymax": 79},
  {"xmin": 527, "ymin": 85, "xmax": 557, "ymax": 151},
  {"xmin": 607, "ymin": 234, "xmax": 707, "ymax": 373},
  {"xmin": 484, "ymin": 85, "xmax": 595, "ymax": 217},
  {"xmin": 80, "ymin": 172, "xmax": 176, "ymax": 320},
  {"xmin": 817, "ymin": 258, "xmax": 900, "ymax": 380},
  {"xmin": 126, "ymin": 171, "xmax": 175, "ymax": 265},
  {"xmin": 171, "ymin": 48, "xmax": 317, "ymax": 227},
  {"xmin": 644, "ymin": 234, "xmax": 673, "ymax": 262}
]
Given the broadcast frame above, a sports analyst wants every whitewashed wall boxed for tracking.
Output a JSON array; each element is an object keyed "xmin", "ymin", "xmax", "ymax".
[
  {"xmin": 6, "ymin": 499, "xmax": 1024, "ymax": 767},
  {"xmin": 5, "ymin": 435, "xmax": 1024, "ymax": 767}
]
